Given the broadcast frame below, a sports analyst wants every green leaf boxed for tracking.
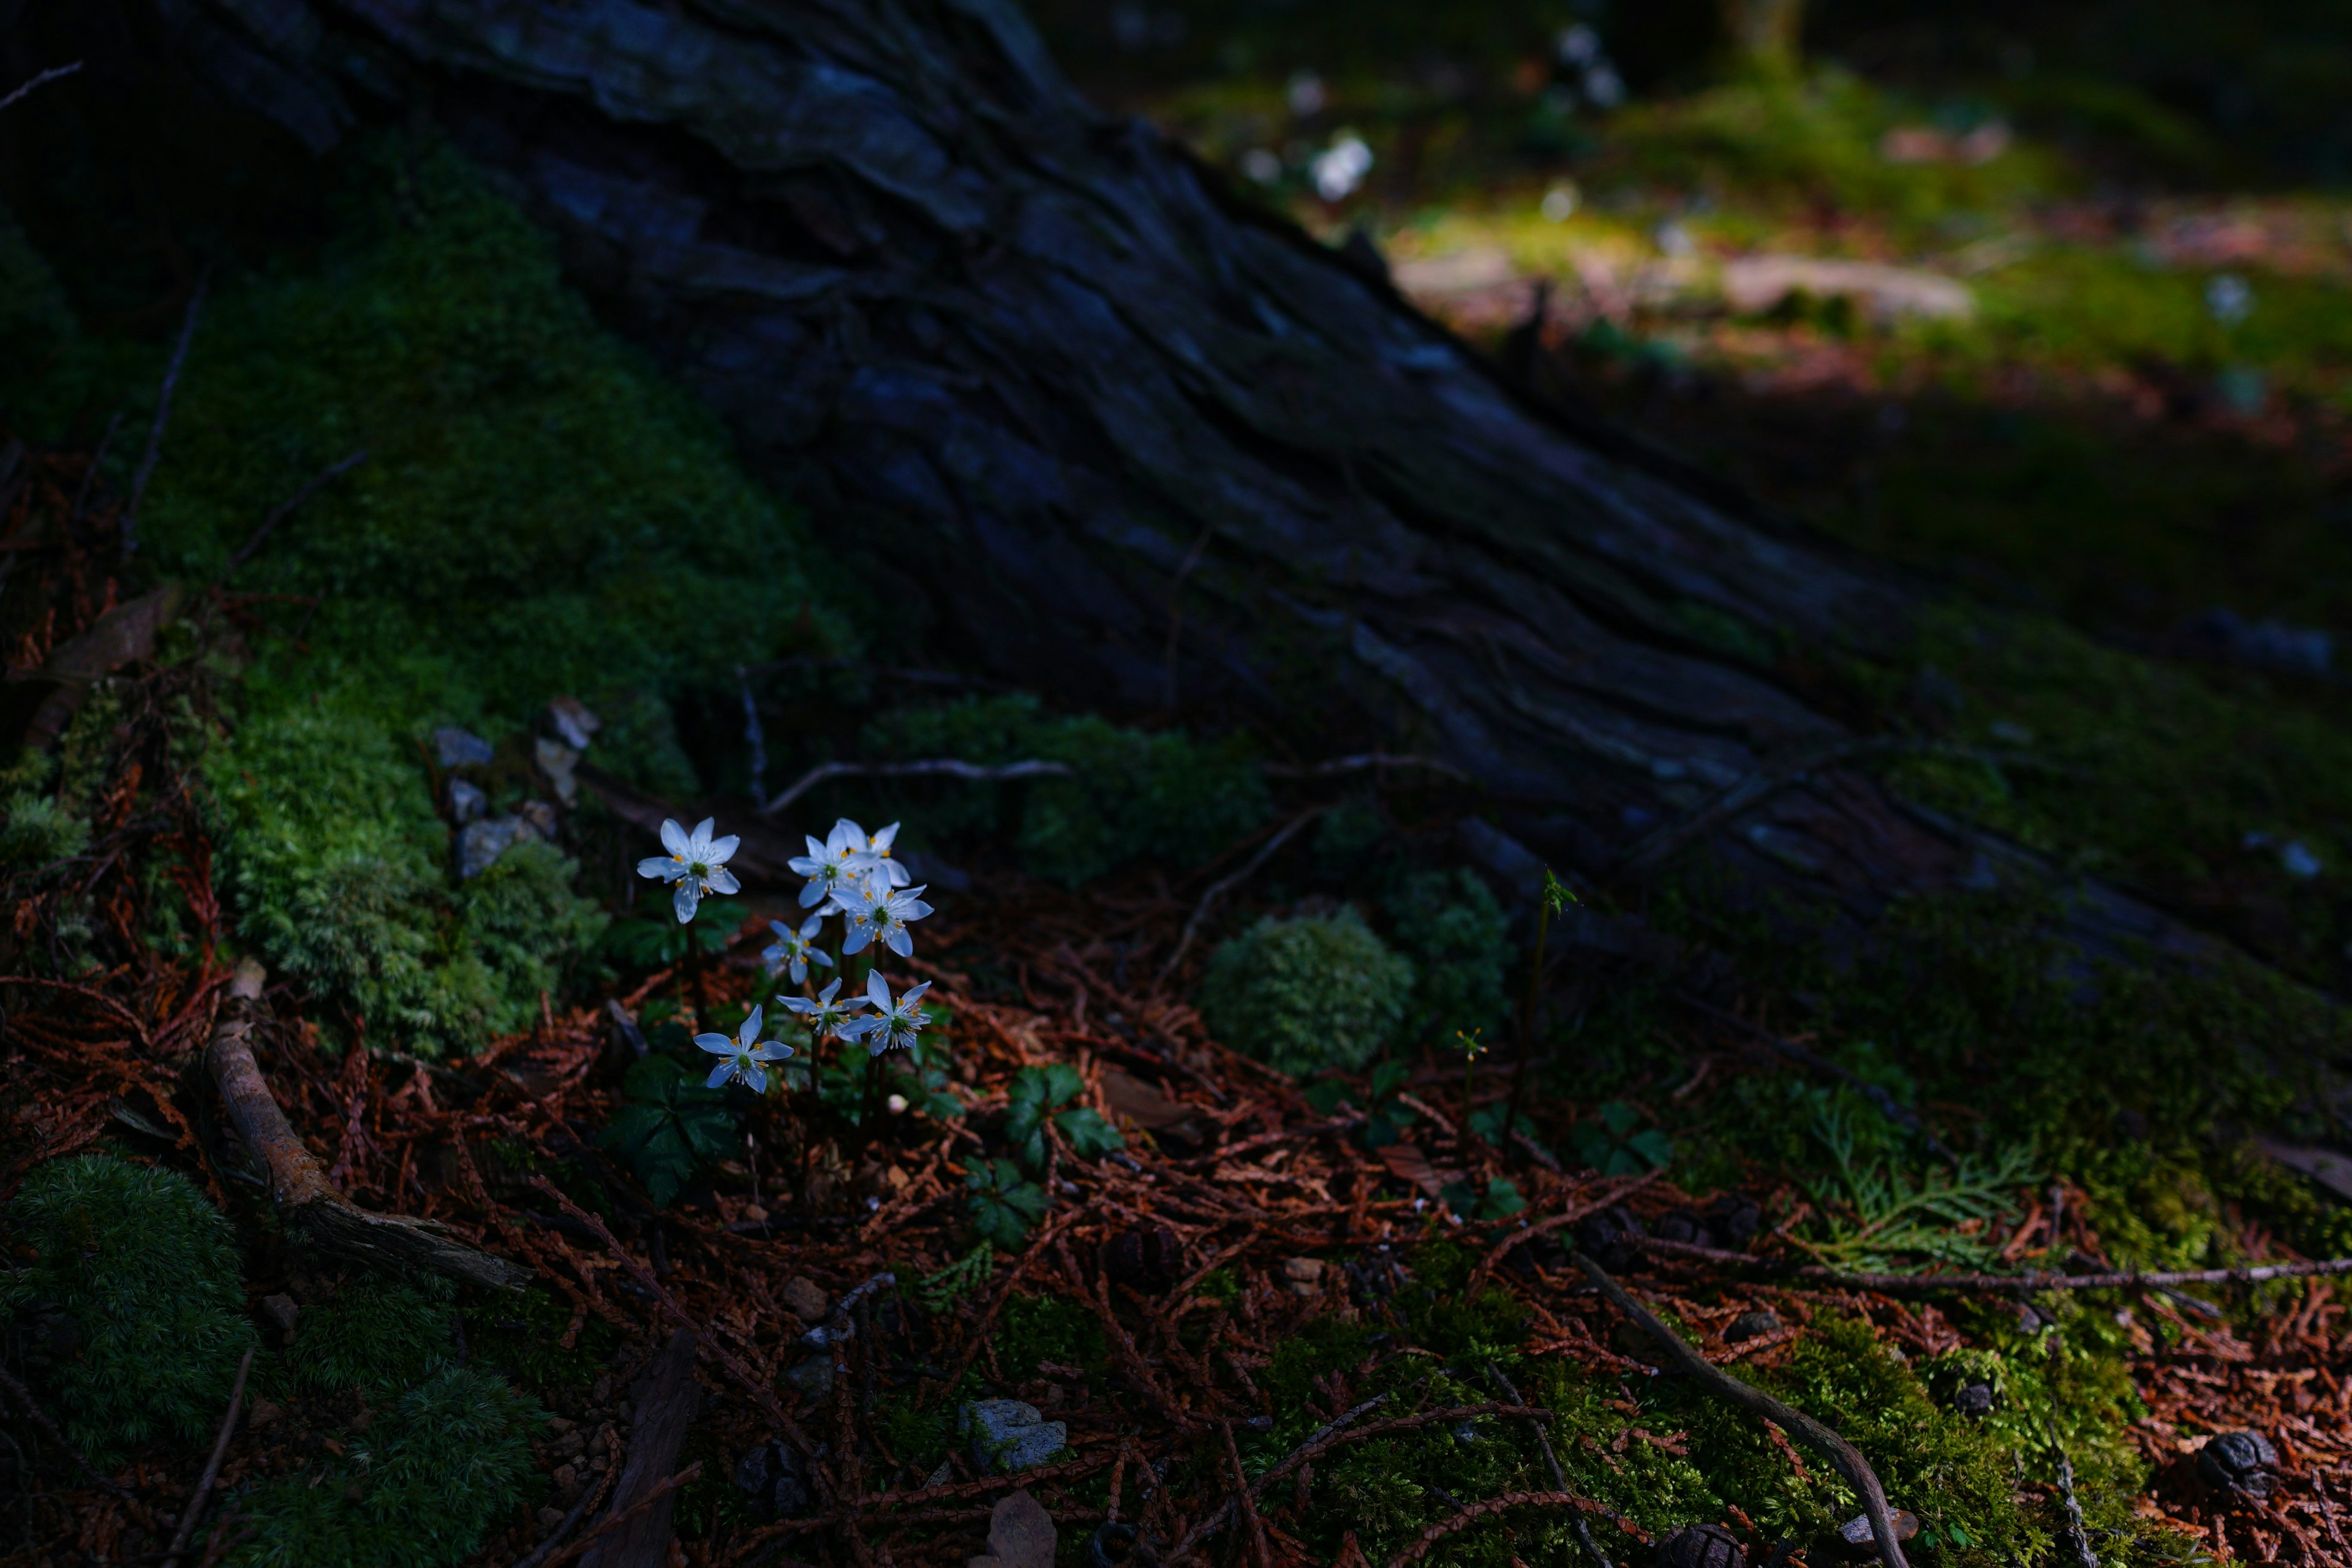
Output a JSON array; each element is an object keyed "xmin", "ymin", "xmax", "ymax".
[
  {"xmin": 600, "ymin": 1055, "xmax": 737, "ymax": 1207},
  {"xmin": 1302, "ymin": 1080, "xmax": 1351, "ymax": 1116},
  {"xmin": 1370, "ymin": 1060, "xmax": 1414, "ymax": 1099},
  {"xmin": 1053, "ymin": 1107, "xmax": 1126, "ymax": 1159},
  {"xmin": 965, "ymin": 1158, "xmax": 1049, "ymax": 1247}
]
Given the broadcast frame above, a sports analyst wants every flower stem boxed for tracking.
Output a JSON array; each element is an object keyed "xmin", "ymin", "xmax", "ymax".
[{"xmin": 1504, "ymin": 892, "xmax": 1553, "ymax": 1158}]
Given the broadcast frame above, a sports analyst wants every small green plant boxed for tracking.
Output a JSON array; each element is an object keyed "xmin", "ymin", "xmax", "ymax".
[
  {"xmin": 1002, "ymin": 1064, "xmax": 1125, "ymax": 1169},
  {"xmin": 997, "ymin": 1292, "xmax": 1104, "ymax": 1379},
  {"xmin": 1304, "ymin": 1058, "xmax": 1418, "ymax": 1148},
  {"xmin": 1571, "ymin": 1101, "xmax": 1674, "ymax": 1176},
  {"xmin": 1196, "ymin": 907, "xmax": 1413, "ymax": 1076},
  {"xmin": 1796, "ymin": 1107, "xmax": 2036, "ymax": 1272},
  {"xmin": 4, "ymin": 1154, "xmax": 257, "ymax": 1461},
  {"xmin": 917, "ymin": 1243, "xmax": 996, "ymax": 1309},
  {"xmin": 599, "ymin": 1054, "xmax": 739, "ymax": 1206},
  {"xmin": 965, "ymin": 1158, "xmax": 1049, "ymax": 1247},
  {"xmin": 1439, "ymin": 1175, "xmax": 1526, "ymax": 1221},
  {"xmin": 595, "ymin": 897, "xmax": 748, "ymax": 971},
  {"xmin": 1381, "ymin": 867, "xmax": 1509, "ymax": 1044}
]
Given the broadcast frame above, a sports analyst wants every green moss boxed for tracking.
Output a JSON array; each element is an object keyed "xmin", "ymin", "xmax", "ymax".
[
  {"xmin": 1382, "ymin": 868, "xmax": 1510, "ymax": 1046},
  {"xmin": 858, "ymin": 694, "xmax": 1270, "ymax": 884},
  {"xmin": 462, "ymin": 1283, "xmax": 620, "ymax": 1397},
  {"xmin": 997, "ymin": 1292, "xmax": 1106, "ymax": 1381},
  {"xmin": 4, "ymin": 1155, "xmax": 257, "ymax": 1461},
  {"xmin": 225, "ymin": 1363, "xmax": 538, "ymax": 1568},
  {"xmin": 1196, "ymin": 908, "xmax": 1412, "ymax": 1076},
  {"xmin": 285, "ymin": 1273, "xmax": 457, "ymax": 1397}
]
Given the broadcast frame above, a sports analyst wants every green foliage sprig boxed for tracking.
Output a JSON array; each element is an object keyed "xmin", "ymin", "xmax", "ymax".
[
  {"xmin": 599, "ymin": 1054, "xmax": 739, "ymax": 1207},
  {"xmin": 1003, "ymin": 1064, "xmax": 1125, "ymax": 1169}
]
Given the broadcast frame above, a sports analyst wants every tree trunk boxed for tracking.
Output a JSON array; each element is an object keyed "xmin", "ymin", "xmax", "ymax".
[{"xmin": 5, "ymin": 0, "xmax": 2196, "ymax": 955}]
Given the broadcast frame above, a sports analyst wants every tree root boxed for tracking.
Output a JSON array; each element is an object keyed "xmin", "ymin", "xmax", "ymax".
[
  {"xmin": 206, "ymin": 959, "xmax": 530, "ymax": 1292},
  {"xmin": 1576, "ymin": 1250, "xmax": 1912, "ymax": 1568}
]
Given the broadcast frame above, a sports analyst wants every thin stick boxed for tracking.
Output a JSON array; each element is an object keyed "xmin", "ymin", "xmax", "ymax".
[
  {"xmin": 0, "ymin": 1363, "xmax": 132, "ymax": 1498},
  {"xmin": 67, "ymin": 411, "xmax": 122, "ymax": 529},
  {"xmin": 1223, "ymin": 1420, "xmax": 1270, "ymax": 1568},
  {"xmin": 1156, "ymin": 806, "xmax": 1328, "ymax": 984},
  {"xmin": 1632, "ymin": 1232, "xmax": 2352, "ymax": 1294},
  {"xmin": 124, "ymin": 269, "xmax": 211, "ymax": 557},
  {"xmin": 1261, "ymin": 753, "xmax": 1468, "ymax": 782},
  {"xmin": 763, "ymin": 757, "xmax": 1071, "ymax": 816},
  {"xmin": 0, "ymin": 61, "xmax": 81, "ymax": 114},
  {"xmin": 1575, "ymin": 1251, "xmax": 1910, "ymax": 1568},
  {"xmin": 224, "ymin": 448, "xmax": 366, "ymax": 578},
  {"xmin": 161, "ymin": 1344, "xmax": 256, "ymax": 1568},
  {"xmin": 739, "ymin": 663, "xmax": 769, "ymax": 804}
]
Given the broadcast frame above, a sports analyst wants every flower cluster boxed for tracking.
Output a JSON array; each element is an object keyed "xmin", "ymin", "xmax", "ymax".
[{"xmin": 635, "ymin": 814, "xmax": 939, "ymax": 1091}]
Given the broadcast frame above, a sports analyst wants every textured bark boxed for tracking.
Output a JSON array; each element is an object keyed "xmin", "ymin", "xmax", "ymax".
[
  {"xmin": 15, "ymin": 0, "xmax": 2195, "ymax": 948},
  {"xmin": 581, "ymin": 1327, "xmax": 701, "ymax": 1568}
]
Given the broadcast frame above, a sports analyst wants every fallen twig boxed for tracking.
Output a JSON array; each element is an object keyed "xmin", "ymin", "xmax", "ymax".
[
  {"xmin": 0, "ymin": 61, "xmax": 81, "ymax": 114},
  {"xmin": 0, "ymin": 1363, "xmax": 132, "ymax": 1498},
  {"xmin": 161, "ymin": 1344, "xmax": 255, "ymax": 1568},
  {"xmin": 763, "ymin": 757, "xmax": 1071, "ymax": 816},
  {"xmin": 1384, "ymin": 1492, "xmax": 1618, "ymax": 1568},
  {"xmin": 223, "ymin": 448, "xmax": 367, "ymax": 579},
  {"xmin": 1633, "ymin": 1232, "xmax": 2352, "ymax": 1294},
  {"xmin": 1223, "ymin": 1419, "xmax": 1271, "ymax": 1568},
  {"xmin": 539, "ymin": 1464, "xmax": 702, "ymax": 1568},
  {"xmin": 1576, "ymin": 1250, "xmax": 1910, "ymax": 1568},
  {"xmin": 1261, "ymin": 753, "xmax": 1469, "ymax": 782},
  {"xmin": 207, "ymin": 959, "xmax": 529, "ymax": 1290},
  {"xmin": 1156, "ymin": 805, "xmax": 1329, "ymax": 984},
  {"xmin": 124, "ymin": 269, "xmax": 211, "ymax": 557}
]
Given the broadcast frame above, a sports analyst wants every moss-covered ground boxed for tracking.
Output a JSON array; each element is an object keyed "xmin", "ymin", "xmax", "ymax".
[{"xmin": 7, "ymin": 11, "xmax": 2352, "ymax": 1564}]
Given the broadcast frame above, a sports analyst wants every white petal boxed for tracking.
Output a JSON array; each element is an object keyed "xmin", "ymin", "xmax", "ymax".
[
  {"xmin": 841, "ymin": 926, "xmax": 871, "ymax": 956},
  {"xmin": 707, "ymin": 867, "xmax": 741, "ymax": 895},
  {"xmin": 707, "ymin": 834, "xmax": 741, "ymax": 864},
  {"xmin": 780, "ymin": 996, "xmax": 816, "ymax": 1016},
  {"xmin": 816, "ymin": 976, "xmax": 842, "ymax": 1004},
  {"xmin": 754, "ymin": 1041, "xmax": 794, "ymax": 1061},
  {"xmin": 872, "ymin": 822, "xmax": 900, "ymax": 854},
  {"xmin": 739, "ymin": 1004, "xmax": 765, "ymax": 1045},
  {"xmin": 900, "ymin": 895, "xmax": 933, "ymax": 921},
  {"xmin": 690, "ymin": 817, "xmax": 717, "ymax": 850},
  {"xmin": 888, "ymin": 861, "xmax": 912, "ymax": 888},
  {"xmin": 707, "ymin": 1062, "xmax": 736, "ymax": 1089},
  {"xmin": 673, "ymin": 883, "xmax": 700, "ymax": 924},
  {"xmin": 660, "ymin": 819, "xmax": 690, "ymax": 856},
  {"xmin": 811, "ymin": 948, "xmax": 835, "ymax": 968},
  {"xmin": 902, "ymin": 981, "xmax": 932, "ymax": 1008},
  {"xmin": 637, "ymin": 856, "xmax": 678, "ymax": 880},
  {"xmin": 828, "ymin": 820, "xmax": 862, "ymax": 855},
  {"xmin": 799, "ymin": 881, "xmax": 827, "ymax": 908},
  {"xmin": 865, "ymin": 970, "xmax": 892, "ymax": 1009},
  {"xmin": 799, "ymin": 913, "xmax": 826, "ymax": 940},
  {"xmin": 744, "ymin": 1065, "xmax": 769, "ymax": 1095},
  {"xmin": 888, "ymin": 929, "xmax": 913, "ymax": 958},
  {"xmin": 695, "ymin": 1033, "xmax": 734, "ymax": 1054},
  {"xmin": 866, "ymin": 1035, "xmax": 891, "ymax": 1058}
]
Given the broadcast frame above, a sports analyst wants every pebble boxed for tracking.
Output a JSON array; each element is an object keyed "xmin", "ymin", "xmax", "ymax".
[
  {"xmin": 960, "ymin": 1398, "xmax": 1068, "ymax": 1474},
  {"xmin": 433, "ymin": 726, "xmax": 495, "ymax": 768}
]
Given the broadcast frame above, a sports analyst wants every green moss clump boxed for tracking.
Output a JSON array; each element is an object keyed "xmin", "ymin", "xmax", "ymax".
[
  {"xmin": 459, "ymin": 1283, "xmax": 619, "ymax": 1397},
  {"xmin": 858, "ymin": 694, "xmax": 1269, "ymax": 884},
  {"xmin": 226, "ymin": 1363, "xmax": 538, "ymax": 1568},
  {"xmin": 4, "ymin": 1155, "xmax": 257, "ymax": 1461},
  {"xmin": 1196, "ymin": 908, "xmax": 1412, "ymax": 1076},
  {"xmin": 285, "ymin": 1272, "xmax": 457, "ymax": 1396},
  {"xmin": 1382, "ymin": 868, "xmax": 1509, "ymax": 1045},
  {"xmin": 997, "ymin": 1292, "xmax": 1106, "ymax": 1381}
]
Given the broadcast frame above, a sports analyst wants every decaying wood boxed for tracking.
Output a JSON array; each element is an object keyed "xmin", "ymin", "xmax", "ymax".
[
  {"xmin": 1576, "ymin": 1251, "xmax": 1912, "ymax": 1568},
  {"xmin": 580, "ymin": 1328, "xmax": 700, "ymax": 1568},
  {"xmin": 205, "ymin": 958, "xmax": 530, "ymax": 1291}
]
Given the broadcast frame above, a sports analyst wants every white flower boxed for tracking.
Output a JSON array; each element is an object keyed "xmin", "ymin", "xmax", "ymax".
[
  {"xmin": 850, "ymin": 820, "xmax": 912, "ymax": 888},
  {"xmin": 778, "ymin": 976, "xmax": 872, "ymax": 1044},
  {"xmin": 839, "ymin": 878, "xmax": 933, "ymax": 959},
  {"xmin": 636, "ymin": 817, "xmax": 740, "ymax": 924},
  {"xmin": 1311, "ymin": 134, "xmax": 1372, "ymax": 202},
  {"xmin": 695, "ymin": 1005, "xmax": 793, "ymax": 1093},
  {"xmin": 788, "ymin": 818, "xmax": 880, "ymax": 910},
  {"xmin": 761, "ymin": 914, "xmax": 834, "ymax": 986},
  {"xmin": 839, "ymin": 971, "xmax": 932, "ymax": 1057}
]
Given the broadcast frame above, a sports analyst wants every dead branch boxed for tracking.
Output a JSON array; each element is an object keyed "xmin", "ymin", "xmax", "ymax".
[
  {"xmin": 206, "ymin": 958, "xmax": 530, "ymax": 1290},
  {"xmin": 161, "ymin": 1344, "xmax": 255, "ymax": 1568},
  {"xmin": 1575, "ymin": 1250, "xmax": 1910, "ymax": 1568},
  {"xmin": 1260, "ymin": 754, "xmax": 1469, "ymax": 782},
  {"xmin": 124, "ymin": 269, "xmax": 209, "ymax": 557},
  {"xmin": 0, "ymin": 62, "xmax": 81, "ymax": 114},
  {"xmin": 581, "ymin": 1329, "xmax": 700, "ymax": 1568},
  {"xmin": 223, "ymin": 449, "xmax": 368, "ymax": 579},
  {"xmin": 763, "ymin": 757, "xmax": 1072, "ymax": 816}
]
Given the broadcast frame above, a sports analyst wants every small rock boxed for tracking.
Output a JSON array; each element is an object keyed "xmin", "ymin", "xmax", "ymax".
[
  {"xmin": 551, "ymin": 1463, "xmax": 579, "ymax": 1493},
  {"xmin": 1577, "ymin": 1205, "xmax": 1645, "ymax": 1269},
  {"xmin": 548, "ymin": 1415, "xmax": 575, "ymax": 1434},
  {"xmin": 782, "ymin": 1276, "xmax": 830, "ymax": 1321},
  {"xmin": 1283, "ymin": 1256, "xmax": 1325, "ymax": 1283},
  {"xmin": 518, "ymin": 798, "xmax": 559, "ymax": 839},
  {"xmin": 1834, "ymin": 1510, "xmax": 1920, "ymax": 1556},
  {"xmin": 1953, "ymin": 1381, "xmax": 1995, "ymax": 1419},
  {"xmin": 2197, "ymin": 1430, "xmax": 2280, "ymax": 1497},
  {"xmin": 448, "ymin": 778, "xmax": 487, "ymax": 824},
  {"xmin": 1105, "ymin": 1225, "xmax": 1182, "ymax": 1294},
  {"xmin": 1086, "ymin": 1521, "xmax": 1140, "ymax": 1568},
  {"xmin": 785, "ymin": 1355, "xmax": 835, "ymax": 1399},
  {"xmin": 547, "ymin": 697, "xmax": 601, "ymax": 751},
  {"xmin": 537, "ymin": 1506, "xmax": 567, "ymax": 1531},
  {"xmin": 1650, "ymin": 1207, "xmax": 1711, "ymax": 1248},
  {"xmin": 1654, "ymin": 1522, "xmax": 1744, "ymax": 1568},
  {"xmin": 535, "ymin": 738, "xmax": 581, "ymax": 806},
  {"xmin": 1723, "ymin": 1309, "xmax": 1781, "ymax": 1344},
  {"xmin": 1703, "ymin": 1193, "xmax": 1762, "ymax": 1246},
  {"xmin": 458, "ymin": 816, "xmax": 524, "ymax": 878},
  {"xmin": 434, "ymin": 726, "xmax": 495, "ymax": 769},
  {"xmin": 960, "ymin": 1398, "xmax": 1068, "ymax": 1474},
  {"xmin": 734, "ymin": 1438, "xmax": 813, "ymax": 1520},
  {"xmin": 247, "ymin": 1397, "xmax": 282, "ymax": 1430},
  {"xmin": 258, "ymin": 1292, "xmax": 300, "ymax": 1344},
  {"xmin": 968, "ymin": 1488, "xmax": 1057, "ymax": 1568},
  {"xmin": 924, "ymin": 1458, "xmax": 954, "ymax": 1489},
  {"xmin": 1450, "ymin": 1420, "xmax": 1484, "ymax": 1445}
]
